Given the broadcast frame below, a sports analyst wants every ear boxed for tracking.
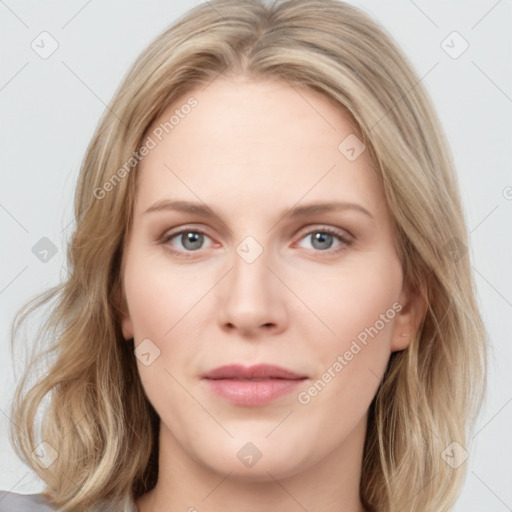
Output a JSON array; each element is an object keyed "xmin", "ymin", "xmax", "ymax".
[
  {"xmin": 390, "ymin": 280, "xmax": 427, "ymax": 352},
  {"xmin": 115, "ymin": 282, "xmax": 134, "ymax": 340},
  {"xmin": 120, "ymin": 299, "xmax": 134, "ymax": 340}
]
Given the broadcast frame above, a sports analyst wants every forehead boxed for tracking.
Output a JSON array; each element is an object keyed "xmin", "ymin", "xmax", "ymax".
[{"xmin": 135, "ymin": 78, "xmax": 387, "ymax": 220}]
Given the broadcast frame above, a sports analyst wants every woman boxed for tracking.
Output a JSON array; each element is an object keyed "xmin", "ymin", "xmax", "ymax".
[{"xmin": 1, "ymin": 0, "xmax": 487, "ymax": 511}]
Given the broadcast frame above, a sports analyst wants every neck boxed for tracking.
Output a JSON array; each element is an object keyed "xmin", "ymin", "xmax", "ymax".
[{"xmin": 136, "ymin": 416, "xmax": 368, "ymax": 512}]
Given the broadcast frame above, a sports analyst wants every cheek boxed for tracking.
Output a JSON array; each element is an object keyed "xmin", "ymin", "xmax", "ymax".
[
  {"xmin": 123, "ymin": 253, "xmax": 213, "ymax": 394},
  {"xmin": 123, "ymin": 255, "xmax": 203, "ymax": 402},
  {"xmin": 124, "ymin": 253, "xmax": 205, "ymax": 340},
  {"xmin": 295, "ymin": 253, "xmax": 402, "ymax": 403},
  {"xmin": 298, "ymin": 252, "xmax": 402, "ymax": 351}
]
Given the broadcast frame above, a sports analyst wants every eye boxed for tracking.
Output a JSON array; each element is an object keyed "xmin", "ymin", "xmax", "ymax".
[
  {"xmin": 296, "ymin": 227, "xmax": 352, "ymax": 254},
  {"xmin": 159, "ymin": 225, "xmax": 352, "ymax": 258},
  {"xmin": 161, "ymin": 228, "xmax": 213, "ymax": 256}
]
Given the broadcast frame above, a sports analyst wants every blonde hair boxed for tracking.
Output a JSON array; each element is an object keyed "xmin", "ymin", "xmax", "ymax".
[{"xmin": 9, "ymin": 1, "xmax": 487, "ymax": 511}]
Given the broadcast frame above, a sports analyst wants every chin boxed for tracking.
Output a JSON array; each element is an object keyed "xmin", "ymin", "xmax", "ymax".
[{"xmin": 193, "ymin": 436, "xmax": 318, "ymax": 482}]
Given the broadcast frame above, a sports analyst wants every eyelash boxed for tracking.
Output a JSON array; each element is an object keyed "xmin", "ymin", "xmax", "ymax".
[{"xmin": 159, "ymin": 226, "xmax": 353, "ymax": 259}]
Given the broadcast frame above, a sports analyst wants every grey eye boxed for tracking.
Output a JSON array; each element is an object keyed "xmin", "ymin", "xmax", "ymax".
[
  {"xmin": 178, "ymin": 231, "xmax": 205, "ymax": 251},
  {"xmin": 309, "ymin": 232, "xmax": 335, "ymax": 250},
  {"xmin": 298, "ymin": 230, "xmax": 344, "ymax": 252}
]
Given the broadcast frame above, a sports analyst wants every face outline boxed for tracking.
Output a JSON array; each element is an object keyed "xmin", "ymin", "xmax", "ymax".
[{"xmin": 119, "ymin": 77, "xmax": 420, "ymax": 488}]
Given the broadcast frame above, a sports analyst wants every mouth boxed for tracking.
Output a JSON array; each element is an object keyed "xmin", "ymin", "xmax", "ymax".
[{"xmin": 201, "ymin": 364, "xmax": 308, "ymax": 407}]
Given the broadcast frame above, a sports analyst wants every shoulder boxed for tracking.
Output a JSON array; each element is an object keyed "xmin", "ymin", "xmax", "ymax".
[{"xmin": 0, "ymin": 491, "xmax": 56, "ymax": 512}]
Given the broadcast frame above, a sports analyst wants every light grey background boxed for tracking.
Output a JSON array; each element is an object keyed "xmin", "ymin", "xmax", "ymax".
[{"xmin": 1, "ymin": 0, "xmax": 511, "ymax": 510}]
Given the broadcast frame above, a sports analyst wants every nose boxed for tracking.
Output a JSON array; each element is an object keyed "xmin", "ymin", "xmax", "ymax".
[{"xmin": 216, "ymin": 243, "xmax": 288, "ymax": 338}]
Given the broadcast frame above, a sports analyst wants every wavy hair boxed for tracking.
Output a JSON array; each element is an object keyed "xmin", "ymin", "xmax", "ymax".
[{"xmin": 9, "ymin": 1, "xmax": 487, "ymax": 510}]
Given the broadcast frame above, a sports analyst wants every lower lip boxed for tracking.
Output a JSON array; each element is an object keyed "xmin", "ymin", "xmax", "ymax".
[{"xmin": 203, "ymin": 378, "xmax": 306, "ymax": 406}]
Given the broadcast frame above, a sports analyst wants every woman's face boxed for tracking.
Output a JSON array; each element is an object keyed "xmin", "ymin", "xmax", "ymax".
[{"xmin": 120, "ymin": 77, "xmax": 416, "ymax": 482}]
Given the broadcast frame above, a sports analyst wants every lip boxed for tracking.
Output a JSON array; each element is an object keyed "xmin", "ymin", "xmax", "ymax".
[
  {"xmin": 201, "ymin": 364, "xmax": 308, "ymax": 407},
  {"xmin": 202, "ymin": 364, "xmax": 306, "ymax": 380}
]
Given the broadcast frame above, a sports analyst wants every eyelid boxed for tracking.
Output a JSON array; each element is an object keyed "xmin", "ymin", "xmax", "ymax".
[
  {"xmin": 294, "ymin": 224, "xmax": 353, "ymax": 242},
  {"xmin": 292, "ymin": 225, "xmax": 353, "ymax": 256},
  {"xmin": 160, "ymin": 223, "xmax": 352, "ymax": 241},
  {"xmin": 159, "ymin": 225, "xmax": 216, "ymax": 246},
  {"xmin": 159, "ymin": 223, "xmax": 353, "ymax": 257}
]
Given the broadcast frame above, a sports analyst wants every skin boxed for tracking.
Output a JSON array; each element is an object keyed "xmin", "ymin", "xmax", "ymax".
[{"xmin": 120, "ymin": 76, "xmax": 422, "ymax": 512}]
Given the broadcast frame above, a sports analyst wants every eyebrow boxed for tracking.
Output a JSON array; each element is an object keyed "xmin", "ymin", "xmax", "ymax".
[
  {"xmin": 144, "ymin": 199, "xmax": 374, "ymax": 219},
  {"xmin": 144, "ymin": 199, "xmax": 374, "ymax": 228}
]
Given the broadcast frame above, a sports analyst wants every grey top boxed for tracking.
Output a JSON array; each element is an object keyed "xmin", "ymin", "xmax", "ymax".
[
  {"xmin": 0, "ymin": 492, "xmax": 139, "ymax": 512},
  {"xmin": 0, "ymin": 492, "xmax": 55, "ymax": 512}
]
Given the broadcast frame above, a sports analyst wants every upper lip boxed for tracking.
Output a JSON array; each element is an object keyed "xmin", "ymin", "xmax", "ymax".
[{"xmin": 202, "ymin": 364, "xmax": 307, "ymax": 380}]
